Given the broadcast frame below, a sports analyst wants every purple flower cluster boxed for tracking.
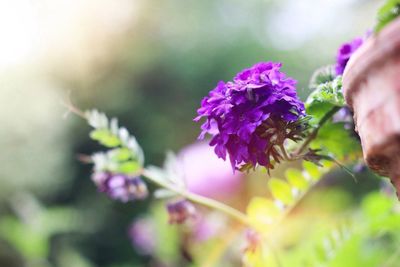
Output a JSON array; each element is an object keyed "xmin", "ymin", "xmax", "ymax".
[
  {"xmin": 335, "ymin": 37, "xmax": 363, "ymax": 75},
  {"xmin": 91, "ymin": 172, "xmax": 148, "ymax": 202},
  {"xmin": 195, "ymin": 62, "xmax": 305, "ymax": 170}
]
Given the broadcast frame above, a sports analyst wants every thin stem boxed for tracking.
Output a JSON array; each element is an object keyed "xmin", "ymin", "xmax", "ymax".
[
  {"xmin": 61, "ymin": 93, "xmax": 87, "ymax": 119},
  {"xmin": 142, "ymin": 169, "xmax": 252, "ymax": 226},
  {"xmin": 279, "ymin": 144, "xmax": 290, "ymax": 161},
  {"xmin": 295, "ymin": 106, "xmax": 340, "ymax": 155}
]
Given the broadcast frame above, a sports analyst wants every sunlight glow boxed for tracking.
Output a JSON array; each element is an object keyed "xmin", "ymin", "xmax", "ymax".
[{"xmin": 0, "ymin": 0, "xmax": 38, "ymax": 67}]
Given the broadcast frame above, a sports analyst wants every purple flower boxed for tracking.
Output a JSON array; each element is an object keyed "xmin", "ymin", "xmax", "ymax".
[
  {"xmin": 91, "ymin": 172, "xmax": 148, "ymax": 202},
  {"xmin": 166, "ymin": 199, "xmax": 196, "ymax": 224},
  {"xmin": 191, "ymin": 213, "xmax": 226, "ymax": 242},
  {"xmin": 335, "ymin": 37, "xmax": 363, "ymax": 75},
  {"xmin": 195, "ymin": 62, "xmax": 305, "ymax": 171},
  {"xmin": 128, "ymin": 218, "xmax": 157, "ymax": 255}
]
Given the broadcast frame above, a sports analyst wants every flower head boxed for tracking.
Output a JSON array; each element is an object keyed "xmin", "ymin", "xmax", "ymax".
[
  {"xmin": 91, "ymin": 172, "xmax": 148, "ymax": 202},
  {"xmin": 195, "ymin": 62, "xmax": 306, "ymax": 171},
  {"xmin": 335, "ymin": 37, "xmax": 363, "ymax": 75}
]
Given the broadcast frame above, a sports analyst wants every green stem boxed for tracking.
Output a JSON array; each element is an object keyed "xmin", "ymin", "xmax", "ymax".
[
  {"xmin": 295, "ymin": 106, "xmax": 340, "ymax": 155},
  {"xmin": 142, "ymin": 169, "xmax": 252, "ymax": 226}
]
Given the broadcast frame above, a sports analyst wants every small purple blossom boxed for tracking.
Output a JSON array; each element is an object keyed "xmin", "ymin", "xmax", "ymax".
[
  {"xmin": 195, "ymin": 62, "xmax": 305, "ymax": 170},
  {"xmin": 335, "ymin": 37, "xmax": 363, "ymax": 75},
  {"xmin": 166, "ymin": 199, "xmax": 196, "ymax": 224},
  {"xmin": 128, "ymin": 218, "xmax": 157, "ymax": 255},
  {"xmin": 91, "ymin": 172, "xmax": 148, "ymax": 202}
]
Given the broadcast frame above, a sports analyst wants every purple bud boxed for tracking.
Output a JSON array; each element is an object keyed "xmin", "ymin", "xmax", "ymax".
[
  {"xmin": 91, "ymin": 172, "xmax": 148, "ymax": 202},
  {"xmin": 166, "ymin": 199, "xmax": 196, "ymax": 224},
  {"xmin": 91, "ymin": 172, "xmax": 110, "ymax": 192},
  {"xmin": 353, "ymin": 162, "xmax": 367, "ymax": 173},
  {"xmin": 243, "ymin": 229, "xmax": 261, "ymax": 254}
]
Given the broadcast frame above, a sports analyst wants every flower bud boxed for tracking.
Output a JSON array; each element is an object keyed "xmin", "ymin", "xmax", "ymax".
[{"xmin": 166, "ymin": 199, "xmax": 196, "ymax": 224}]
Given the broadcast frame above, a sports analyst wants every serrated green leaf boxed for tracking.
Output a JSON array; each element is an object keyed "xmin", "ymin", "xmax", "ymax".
[
  {"xmin": 268, "ymin": 178, "xmax": 294, "ymax": 205},
  {"xmin": 306, "ymin": 76, "xmax": 345, "ymax": 112},
  {"xmin": 285, "ymin": 168, "xmax": 309, "ymax": 190},
  {"xmin": 117, "ymin": 161, "xmax": 141, "ymax": 174},
  {"xmin": 90, "ymin": 129, "xmax": 121, "ymax": 147}
]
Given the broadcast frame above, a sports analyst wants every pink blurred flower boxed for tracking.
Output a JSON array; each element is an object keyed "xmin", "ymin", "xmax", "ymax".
[{"xmin": 177, "ymin": 141, "xmax": 243, "ymax": 199}]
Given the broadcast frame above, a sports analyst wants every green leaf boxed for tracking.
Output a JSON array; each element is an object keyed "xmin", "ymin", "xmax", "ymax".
[
  {"xmin": 117, "ymin": 161, "xmax": 141, "ymax": 174},
  {"xmin": 285, "ymin": 168, "xmax": 309, "ymax": 190},
  {"xmin": 110, "ymin": 148, "xmax": 132, "ymax": 161},
  {"xmin": 375, "ymin": 0, "xmax": 400, "ymax": 32},
  {"xmin": 0, "ymin": 217, "xmax": 49, "ymax": 259},
  {"xmin": 90, "ymin": 129, "xmax": 121, "ymax": 147},
  {"xmin": 268, "ymin": 178, "xmax": 294, "ymax": 205},
  {"xmin": 306, "ymin": 76, "xmax": 345, "ymax": 111},
  {"xmin": 310, "ymin": 122, "xmax": 361, "ymax": 160},
  {"xmin": 361, "ymin": 192, "xmax": 394, "ymax": 219},
  {"xmin": 302, "ymin": 161, "xmax": 321, "ymax": 181}
]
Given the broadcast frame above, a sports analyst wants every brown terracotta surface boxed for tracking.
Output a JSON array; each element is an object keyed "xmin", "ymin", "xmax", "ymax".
[{"xmin": 343, "ymin": 17, "xmax": 400, "ymax": 194}]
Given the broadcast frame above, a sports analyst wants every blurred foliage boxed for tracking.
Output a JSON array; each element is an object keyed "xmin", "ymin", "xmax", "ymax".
[
  {"xmin": 0, "ymin": 0, "xmax": 395, "ymax": 267},
  {"xmin": 375, "ymin": 0, "xmax": 400, "ymax": 32}
]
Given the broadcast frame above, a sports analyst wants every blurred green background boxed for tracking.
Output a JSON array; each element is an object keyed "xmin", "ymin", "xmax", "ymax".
[{"xmin": 0, "ymin": 0, "xmax": 393, "ymax": 266}]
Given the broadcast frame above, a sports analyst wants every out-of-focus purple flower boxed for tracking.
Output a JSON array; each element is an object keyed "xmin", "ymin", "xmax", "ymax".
[
  {"xmin": 166, "ymin": 199, "xmax": 196, "ymax": 224},
  {"xmin": 335, "ymin": 37, "xmax": 363, "ymax": 75},
  {"xmin": 332, "ymin": 107, "xmax": 353, "ymax": 130},
  {"xmin": 195, "ymin": 62, "xmax": 305, "ymax": 171},
  {"xmin": 191, "ymin": 213, "xmax": 226, "ymax": 242},
  {"xmin": 128, "ymin": 218, "xmax": 157, "ymax": 255},
  {"xmin": 91, "ymin": 172, "xmax": 148, "ymax": 202},
  {"xmin": 353, "ymin": 162, "xmax": 367, "ymax": 173},
  {"xmin": 177, "ymin": 142, "xmax": 243, "ymax": 199}
]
